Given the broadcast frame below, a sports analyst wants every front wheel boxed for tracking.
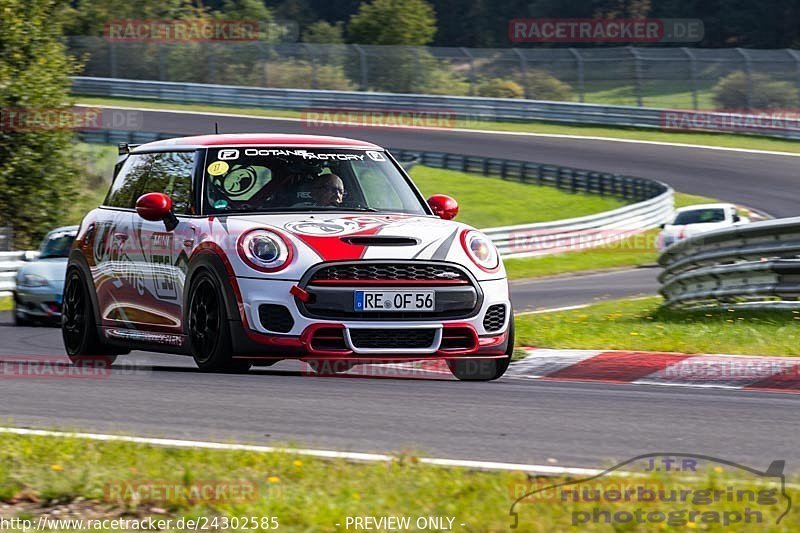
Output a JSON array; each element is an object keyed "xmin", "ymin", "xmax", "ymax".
[
  {"xmin": 62, "ymin": 268, "xmax": 118, "ymax": 367},
  {"xmin": 448, "ymin": 314, "xmax": 514, "ymax": 381},
  {"xmin": 187, "ymin": 270, "xmax": 250, "ymax": 373}
]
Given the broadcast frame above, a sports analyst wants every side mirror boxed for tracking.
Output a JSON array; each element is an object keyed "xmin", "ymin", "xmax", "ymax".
[
  {"xmin": 427, "ymin": 194, "xmax": 458, "ymax": 220},
  {"xmin": 136, "ymin": 192, "xmax": 178, "ymax": 231},
  {"xmin": 23, "ymin": 250, "xmax": 39, "ymax": 262},
  {"xmin": 659, "ymin": 223, "xmax": 666, "ymax": 229}
]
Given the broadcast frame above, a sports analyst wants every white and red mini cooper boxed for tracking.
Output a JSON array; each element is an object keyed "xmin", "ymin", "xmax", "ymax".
[{"xmin": 63, "ymin": 134, "xmax": 513, "ymax": 380}]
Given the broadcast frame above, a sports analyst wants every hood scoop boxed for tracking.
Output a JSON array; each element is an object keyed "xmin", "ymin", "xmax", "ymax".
[{"xmin": 341, "ymin": 236, "xmax": 420, "ymax": 246}]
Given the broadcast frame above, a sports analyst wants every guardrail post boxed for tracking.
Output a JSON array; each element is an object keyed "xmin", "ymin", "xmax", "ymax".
[
  {"xmin": 736, "ymin": 48, "xmax": 753, "ymax": 110},
  {"xmin": 629, "ymin": 47, "xmax": 644, "ymax": 107},
  {"xmin": 110, "ymin": 42, "xmax": 118, "ymax": 78},
  {"xmin": 682, "ymin": 47, "xmax": 699, "ymax": 110},
  {"xmin": 513, "ymin": 49, "xmax": 529, "ymax": 99},
  {"xmin": 353, "ymin": 44, "xmax": 368, "ymax": 91},
  {"xmin": 568, "ymin": 48, "xmax": 585, "ymax": 103},
  {"xmin": 461, "ymin": 47, "xmax": 476, "ymax": 96}
]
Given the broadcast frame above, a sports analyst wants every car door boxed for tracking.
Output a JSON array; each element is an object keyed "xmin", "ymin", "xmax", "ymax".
[
  {"xmin": 92, "ymin": 152, "xmax": 156, "ymax": 329},
  {"xmin": 128, "ymin": 150, "xmax": 198, "ymax": 334}
]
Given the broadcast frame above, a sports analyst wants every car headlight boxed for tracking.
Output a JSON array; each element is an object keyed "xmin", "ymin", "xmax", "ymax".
[
  {"xmin": 460, "ymin": 229, "xmax": 499, "ymax": 271},
  {"xmin": 237, "ymin": 229, "xmax": 293, "ymax": 272},
  {"xmin": 18, "ymin": 273, "xmax": 50, "ymax": 287}
]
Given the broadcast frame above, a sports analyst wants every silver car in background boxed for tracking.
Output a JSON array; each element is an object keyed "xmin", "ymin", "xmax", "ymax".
[{"xmin": 13, "ymin": 226, "xmax": 78, "ymax": 326}]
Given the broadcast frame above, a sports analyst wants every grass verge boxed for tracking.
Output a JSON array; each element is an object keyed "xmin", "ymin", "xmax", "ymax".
[
  {"xmin": 1, "ymin": 433, "xmax": 796, "ymax": 531},
  {"xmin": 0, "ymin": 297, "xmax": 11, "ymax": 312},
  {"xmin": 75, "ymin": 96, "xmax": 800, "ymax": 155},
  {"xmin": 410, "ymin": 166, "xmax": 626, "ymax": 228},
  {"xmin": 516, "ymin": 296, "xmax": 800, "ymax": 357},
  {"xmin": 503, "ymin": 192, "xmax": 718, "ymax": 280}
]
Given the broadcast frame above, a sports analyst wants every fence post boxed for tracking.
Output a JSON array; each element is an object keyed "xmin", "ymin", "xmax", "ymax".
[
  {"xmin": 353, "ymin": 44, "xmax": 368, "ymax": 91},
  {"xmin": 259, "ymin": 42, "xmax": 268, "ymax": 87},
  {"xmin": 629, "ymin": 47, "xmax": 643, "ymax": 107},
  {"xmin": 682, "ymin": 47, "xmax": 698, "ymax": 110},
  {"xmin": 110, "ymin": 42, "xmax": 118, "ymax": 78},
  {"xmin": 568, "ymin": 48, "xmax": 585, "ymax": 103},
  {"xmin": 736, "ymin": 48, "xmax": 753, "ymax": 110},
  {"xmin": 788, "ymin": 49, "xmax": 800, "ymax": 109},
  {"xmin": 460, "ymin": 47, "xmax": 476, "ymax": 96},
  {"xmin": 513, "ymin": 48, "xmax": 529, "ymax": 98},
  {"xmin": 157, "ymin": 43, "xmax": 165, "ymax": 81}
]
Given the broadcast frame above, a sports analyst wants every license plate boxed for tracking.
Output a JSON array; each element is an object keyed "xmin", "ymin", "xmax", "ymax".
[{"xmin": 354, "ymin": 290, "xmax": 435, "ymax": 312}]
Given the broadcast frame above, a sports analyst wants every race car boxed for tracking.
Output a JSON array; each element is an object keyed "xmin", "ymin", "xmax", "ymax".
[
  {"xmin": 13, "ymin": 226, "xmax": 77, "ymax": 326},
  {"xmin": 62, "ymin": 134, "xmax": 513, "ymax": 380},
  {"xmin": 657, "ymin": 203, "xmax": 750, "ymax": 251}
]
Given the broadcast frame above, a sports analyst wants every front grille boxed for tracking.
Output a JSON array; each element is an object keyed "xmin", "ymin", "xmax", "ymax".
[
  {"xmin": 483, "ymin": 304, "xmax": 506, "ymax": 332},
  {"xmin": 258, "ymin": 304, "xmax": 294, "ymax": 333},
  {"xmin": 310, "ymin": 263, "xmax": 469, "ymax": 283},
  {"xmin": 349, "ymin": 329, "xmax": 437, "ymax": 349}
]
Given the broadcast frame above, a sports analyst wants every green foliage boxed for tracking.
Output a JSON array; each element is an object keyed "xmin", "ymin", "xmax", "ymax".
[
  {"xmin": 302, "ymin": 20, "xmax": 345, "ymax": 44},
  {"xmin": 348, "ymin": 0, "xmax": 437, "ymax": 46},
  {"xmin": 521, "ymin": 70, "xmax": 574, "ymax": 101},
  {"xmin": 476, "ymin": 79, "xmax": 525, "ymax": 99},
  {"xmin": 712, "ymin": 71, "xmax": 798, "ymax": 110},
  {"xmin": 0, "ymin": 0, "xmax": 81, "ymax": 249},
  {"xmin": 263, "ymin": 60, "xmax": 355, "ymax": 90}
]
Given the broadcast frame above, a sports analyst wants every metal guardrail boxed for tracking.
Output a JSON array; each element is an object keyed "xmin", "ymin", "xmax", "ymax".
[
  {"xmin": 72, "ymin": 77, "xmax": 800, "ymax": 140},
  {"xmin": 0, "ymin": 252, "xmax": 27, "ymax": 295},
  {"xmin": 658, "ymin": 217, "xmax": 800, "ymax": 309}
]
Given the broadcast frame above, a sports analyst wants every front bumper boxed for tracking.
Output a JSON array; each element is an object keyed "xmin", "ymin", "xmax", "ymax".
[
  {"xmin": 233, "ymin": 277, "xmax": 511, "ymax": 359},
  {"xmin": 13, "ymin": 282, "xmax": 64, "ymax": 320}
]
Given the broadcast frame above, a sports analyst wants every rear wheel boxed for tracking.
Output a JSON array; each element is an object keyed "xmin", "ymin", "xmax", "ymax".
[
  {"xmin": 62, "ymin": 269, "xmax": 118, "ymax": 367},
  {"xmin": 448, "ymin": 314, "xmax": 514, "ymax": 381},
  {"xmin": 187, "ymin": 271, "xmax": 250, "ymax": 373}
]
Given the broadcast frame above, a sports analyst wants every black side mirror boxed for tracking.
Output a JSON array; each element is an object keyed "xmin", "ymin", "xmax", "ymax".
[{"xmin": 659, "ymin": 223, "xmax": 666, "ymax": 229}]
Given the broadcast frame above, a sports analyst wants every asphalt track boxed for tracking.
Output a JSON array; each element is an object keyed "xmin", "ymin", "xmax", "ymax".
[
  {"xmin": 2, "ymin": 313, "xmax": 799, "ymax": 471},
  {"xmin": 119, "ymin": 106, "xmax": 800, "ymax": 217},
  {"xmin": 3, "ymin": 107, "xmax": 797, "ymax": 472}
]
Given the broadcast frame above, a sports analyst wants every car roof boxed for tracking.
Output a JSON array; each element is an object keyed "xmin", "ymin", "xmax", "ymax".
[
  {"xmin": 47, "ymin": 225, "xmax": 79, "ymax": 234},
  {"xmin": 133, "ymin": 134, "xmax": 383, "ymax": 152},
  {"xmin": 674, "ymin": 203, "xmax": 737, "ymax": 213}
]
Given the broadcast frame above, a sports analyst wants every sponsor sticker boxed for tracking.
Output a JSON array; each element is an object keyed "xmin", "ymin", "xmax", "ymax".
[{"xmin": 207, "ymin": 161, "xmax": 229, "ymax": 176}]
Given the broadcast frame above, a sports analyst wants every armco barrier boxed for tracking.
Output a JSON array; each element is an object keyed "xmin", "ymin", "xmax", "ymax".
[
  {"xmin": 71, "ymin": 77, "xmax": 800, "ymax": 140},
  {"xmin": 658, "ymin": 217, "xmax": 800, "ymax": 309},
  {"xmin": 0, "ymin": 252, "xmax": 27, "ymax": 295}
]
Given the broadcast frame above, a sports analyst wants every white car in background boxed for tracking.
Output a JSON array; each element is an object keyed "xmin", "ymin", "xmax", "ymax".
[{"xmin": 658, "ymin": 203, "xmax": 749, "ymax": 251}]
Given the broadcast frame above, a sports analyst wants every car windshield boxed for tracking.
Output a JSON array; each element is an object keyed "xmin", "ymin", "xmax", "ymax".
[
  {"xmin": 39, "ymin": 230, "xmax": 76, "ymax": 259},
  {"xmin": 673, "ymin": 208, "xmax": 726, "ymax": 225},
  {"xmin": 202, "ymin": 147, "xmax": 428, "ymax": 215}
]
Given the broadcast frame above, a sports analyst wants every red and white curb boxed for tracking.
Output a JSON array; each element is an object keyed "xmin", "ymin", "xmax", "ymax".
[{"xmin": 508, "ymin": 348, "xmax": 800, "ymax": 393}]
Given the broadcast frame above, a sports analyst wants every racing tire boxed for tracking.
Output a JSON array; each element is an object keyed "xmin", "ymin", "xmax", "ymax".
[
  {"xmin": 62, "ymin": 268, "xmax": 118, "ymax": 367},
  {"xmin": 187, "ymin": 270, "xmax": 251, "ymax": 373},
  {"xmin": 448, "ymin": 314, "xmax": 514, "ymax": 382}
]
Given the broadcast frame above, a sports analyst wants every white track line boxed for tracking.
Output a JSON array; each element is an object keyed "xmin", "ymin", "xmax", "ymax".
[
  {"xmin": 515, "ymin": 304, "xmax": 589, "ymax": 316},
  {"xmin": 0, "ymin": 426, "xmax": 601, "ymax": 476},
  {"xmin": 79, "ymin": 104, "xmax": 800, "ymax": 158}
]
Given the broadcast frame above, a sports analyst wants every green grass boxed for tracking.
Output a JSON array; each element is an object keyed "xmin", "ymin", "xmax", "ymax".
[
  {"xmin": 410, "ymin": 166, "xmax": 626, "ymax": 228},
  {"xmin": 503, "ymin": 191, "xmax": 719, "ymax": 280},
  {"xmin": 75, "ymin": 96, "xmax": 800, "ymax": 154},
  {"xmin": 1, "ymin": 433, "xmax": 797, "ymax": 531},
  {"xmin": 517, "ymin": 296, "xmax": 800, "ymax": 356},
  {"xmin": 0, "ymin": 297, "xmax": 11, "ymax": 312}
]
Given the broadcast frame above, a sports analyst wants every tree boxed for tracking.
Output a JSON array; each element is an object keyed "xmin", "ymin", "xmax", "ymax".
[
  {"xmin": 0, "ymin": 0, "xmax": 82, "ymax": 248},
  {"xmin": 347, "ymin": 0, "xmax": 437, "ymax": 46},
  {"xmin": 302, "ymin": 20, "xmax": 345, "ymax": 43}
]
